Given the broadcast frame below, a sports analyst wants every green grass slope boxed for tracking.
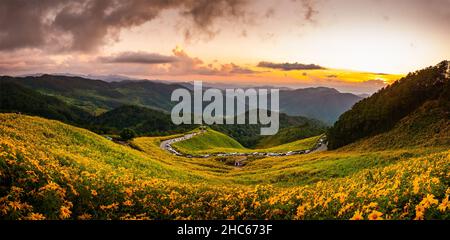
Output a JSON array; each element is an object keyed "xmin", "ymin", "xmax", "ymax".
[
  {"xmin": 0, "ymin": 82, "xmax": 90, "ymax": 125},
  {"xmin": 0, "ymin": 75, "xmax": 185, "ymax": 114},
  {"xmin": 1, "ymin": 113, "xmax": 449, "ymax": 220},
  {"xmin": 172, "ymin": 129, "xmax": 246, "ymax": 154},
  {"xmin": 92, "ymin": 105, "xmax": 195, "ymax": 135},
  {"xmin": 171, "ymin": 128, "xmax": 321, "ymax": 155},
  {"xmin": 328, "ymin": 60, "xmax": 449, "ymax": 149},
  {"xmin": 212, "ymin": 112, "xmax": 327, "ymax": 148},
  {"xmin": 343, "ymin": 100, "xmax": 450, "ymax": 151},
  {"xmin": 256, "ymin": 126, "xmax": 322, "ymax": 148}
]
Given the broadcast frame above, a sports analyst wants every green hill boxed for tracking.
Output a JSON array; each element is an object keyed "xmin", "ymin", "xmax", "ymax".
[
  {"xmin": 0, "ymin": 75, "xmax": 362, "ymax": 124},
  {"xmin": 212, "ymin": 112, "xmax": 326, "ymax": 148},
  {"xmin": 1, "ymin": 64, "xmax": 448, "ymax": 220},
  {"xmin": 256, "ymin": 126, "xmax": 322, "ymax": 148},
  {"xmin": 279, "ymin": 87, "xmax": 362, "ymax": 124},
  {"xmin": 92, "ymin": 105, "xmax": 195, "ymax": 135},
  {"xmin": 328, "ymin": 61, "xmax": 450, "ymax": 149},
  {"xmin": 1, "ymin": 113, "xmax": 449, "ymax": 220},
  {"xmin": 172, "ymin": 129, "xmax": 246, "ymax": 154},
  {"xmin": 343, "ymin": 100, "xmax": 450, "ymax": 151},
  {"xmin": 0, "ymin": 75, "xmax": 327, "ymax": 145},
  {"xmin": 0, "ymin": 82, "xmax": 194, "ymax": 136},
  {"xmin": 0, "ymin": 74, "xmax": 185, "ymax": 114},
  {"xmin": 171, "ymin": 128, "xmax": 321, "ymax": 155},
  {"xmin": 0, "ymin": 81, "xmax": 90, "ymax": 125}
]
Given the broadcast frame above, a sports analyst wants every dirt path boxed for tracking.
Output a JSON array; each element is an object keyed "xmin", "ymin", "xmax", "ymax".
[{"xmin": 160, "ymin": 131, "xmax": 205, "ymax": 156}]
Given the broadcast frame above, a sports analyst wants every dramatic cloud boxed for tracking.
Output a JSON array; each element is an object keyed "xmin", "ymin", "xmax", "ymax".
[
  {"xmin": 181, "ymin": 0, "xmax": 248, "ymax": 35},
  {"xmin": 299, "ymin": 0, "xmax": 319, "ymax": 22},
  {"xmin": 167, "ymin": 47, "xmax": 257, "ymax": 76},
  {"xmin": 0, "ymin": 0, "xmax": 63, "ymax": 51},
  {"xmin": 257, "ymin": 61, "xmax": 325, "ymax": 71},
  {"xmin": 226, "ymin": 64, "xmax": 257, "ymax": 74},
  {"xmin": 287, "ymin": 0, "xmax": 319, "ymax": 22},
  {"xmin": 0, "ymin": 46, "xmax": 257, "ymax": 78},
  {"xmin": 99, "ymin": 52, "xmax": 177, "ymax": 64},
  {"xmin": 0, "ymin": 0, "xmax": 250, "ymax": 52}
]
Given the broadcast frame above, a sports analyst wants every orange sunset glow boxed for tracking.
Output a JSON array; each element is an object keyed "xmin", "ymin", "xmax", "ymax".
[
  {"xmin": 1, "ymin": 0, "xmax": 450, "ymax": 224},
  {"xmin": 0, "ymin": 0, "xmax": 449, "ymax": 93}
]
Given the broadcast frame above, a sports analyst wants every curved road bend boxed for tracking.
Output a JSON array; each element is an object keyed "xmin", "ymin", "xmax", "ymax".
[{"xmin": 160, "ymin": 130, "xmax": 328, "ymax": 158}]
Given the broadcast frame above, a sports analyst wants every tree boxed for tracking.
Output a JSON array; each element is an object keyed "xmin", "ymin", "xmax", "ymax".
[{"xmin": 120, "ymin": 128, "xmax": 136, "ymax": 141}]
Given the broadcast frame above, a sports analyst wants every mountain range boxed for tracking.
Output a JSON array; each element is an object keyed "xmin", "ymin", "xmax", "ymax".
[
  {"xmin": 0, "ymin": 74, "xmax": 362, "ymax": 124},
  {"xmin": 1, "ymin": 61, "xmax": 449, "ymax": 220},
  {"xmin": 0, "ymin": 81, "xmax": 326, "ymax": 147}
]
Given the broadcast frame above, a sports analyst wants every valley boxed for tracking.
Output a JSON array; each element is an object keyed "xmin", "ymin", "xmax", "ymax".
[
  {"xmin": 0, "ymin": 62, "xmax": 449, "ymax": 220},
  {"xmin": 0, "ymin": 113, "xmax": 448, "ymax": 220}
]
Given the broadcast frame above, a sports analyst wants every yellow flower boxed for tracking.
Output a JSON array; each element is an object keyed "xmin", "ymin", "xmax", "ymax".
[
  {"xmin": 431, "ymin": 177, "xmax": 440, "ymax": 184},
  {"xmin": 59, "ymin": 206, "xmax": 71, "ymax": 219},
  {"xmin": 424, "ymin": 194, "xmax": 438, "ymax": 206},
  {"xmin": 8, "ymin": 201, "xmax": 22, "ymax": 211},
  {"xmin": 438, "ymin": 196, "xmax": 448, "ymax": 212},
  {"xmin": 350, "ymin": 210, "xmax": 364, "ymax": 220},
  {"xmin": 412, "ymin": 177, "xmax": 420, "ymax": 194},
  {"xmin": 419, "ymin": 194, "xmax": 439, "ymax": 208},
  {"xmin": 100, "ymin": 203, "xmax": 119, "ymax": 211},
  {"xmin": 91, "ymin": 189, "xmax": 98, "ymax": 196},
  {"xmin": 338, "ymin": 203, "xmax": 354, "ymax": 217},
  {"xmin": 78, "ymin": 213, "xmax": 92, "ymax": 220},
  {"xmin": 295, "ymin": 203, "xmax": 310, "ymax": 219},
  {"xmin": 27, "ymin": 213, "xmax": 46, "ymax": 220},
  {"xmin": 414, "ymin": 205, "xmax": 425, "ymax": 220},
  {"xmin": 368, "ymin": 210, "xmax": 383, "ymax": 220},
  {"xmin": 124, "ymin": 188, "xmax": 133, "ymax": 197},
  {"xmin": 123, "ymin": 200, "xmax": 134, "ymax": 207}
]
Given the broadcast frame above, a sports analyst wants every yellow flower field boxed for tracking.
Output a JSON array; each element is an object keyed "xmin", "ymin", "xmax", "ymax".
[{"xmin": 0, "ymin": 114, "xmax": 449, "ymax": 220}]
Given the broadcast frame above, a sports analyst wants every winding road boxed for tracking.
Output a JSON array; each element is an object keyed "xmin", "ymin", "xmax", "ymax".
[
  {"xmin": 160, "ymin": 130, "xmax": 206, "ymax": 156},
  {"xmin": 160, "ymin": 130, "xmax": 328, "ymax": 158}
]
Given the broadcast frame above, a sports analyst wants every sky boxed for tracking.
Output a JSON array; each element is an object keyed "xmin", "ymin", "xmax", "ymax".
[{"xmin": 0, "ymin": 0, "xmax": 449, "ymax": 94}]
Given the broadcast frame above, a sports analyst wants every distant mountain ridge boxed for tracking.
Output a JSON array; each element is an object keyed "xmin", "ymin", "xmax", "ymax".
[
  {"xmin": 0, "ymin": 74, "xmax": 362, "ymax": 124},
  {"xmin": 0, "ymin": 82, "xmax": 326, "ymax": 146},
  {"xmin": 0, "ymin": 74, "xmax": 186, "ymax": 115},
  {"xmin": 279, "ymin": 87, "xmax": 362, "ymax": 124}
]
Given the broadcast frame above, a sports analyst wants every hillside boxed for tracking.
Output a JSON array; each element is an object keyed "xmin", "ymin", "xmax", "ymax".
[
  {"xmin": 0, "ymin": 79, "xmax": 325, "ymax": 145},
  {"xmin": 0, "ymin": 82, "xmax": 195, "ymax": 136},
  {"xmin": 0, "ymin": 81, "xmax": 90, "ymax": 125},
  {"xmin": 279, "ymin": 87, "xmax": 362, "ymax": 124},
  {"xmin": 212, "ymin": 112, "xmax": 327, "ymax": 148},
  {"xmin": 256, "ymin": 126, "xmax": 322, "ymax": 148},
  {"xmin": 92, "ymin": 105, "xmax": 325, "ymax": 144},
  {"xmin": 1, "ymin": 113, "xmax": 449, "ymax": 220},
  {"xmin": 328, "ymin": 61, "xmax": 450, "ymax": 149},
  {"xmin": 0, "ymin": 75, "xmax": 361, "ymax": 123},
  {"xmin": 343, "ymin": 100, "xmax": 450, "ymax": 151},
  {"xmin": 92, "ymin": 105, "xmax": 195, "ymax": 135},
  {"xmin": 171, "ymin": 128, "xmax": 320, "ymax": 155},
  {"xmin": 171, "ymin": 129, "xmax": 246, "ymax": 154},
  {"xmin": 0, "ymin": 75, "xmax": 185, "ymax": 114}
]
